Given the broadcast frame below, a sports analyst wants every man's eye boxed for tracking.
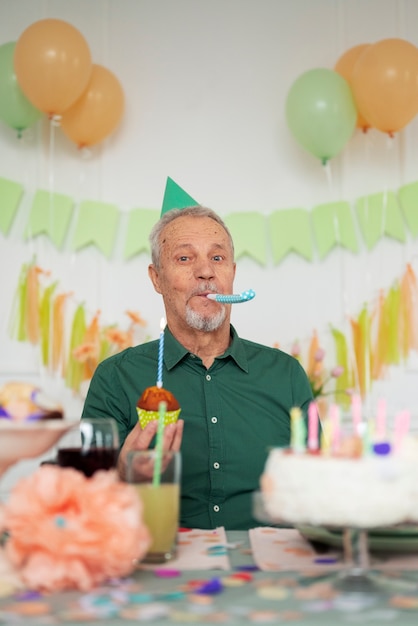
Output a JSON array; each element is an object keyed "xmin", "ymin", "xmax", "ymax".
[
  {"xmin": 179, "ymin": 256, "xmax": 189, "ymax": 262},
  {"xmin": 212, "ymin": 255, "xmax": 223, "ymax": 262}
]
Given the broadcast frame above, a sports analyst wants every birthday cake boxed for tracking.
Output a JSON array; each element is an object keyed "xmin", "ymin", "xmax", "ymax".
[
  {"xmin": 0, "ymin": 382, "xmax": 64, "ymax": 422},
  {"xmin": 260, "ymin": 406, "xmax": 418, "ymax": 529}
]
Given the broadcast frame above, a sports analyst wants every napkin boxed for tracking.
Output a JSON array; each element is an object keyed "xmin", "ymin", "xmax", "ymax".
[
  {"xmin": 249, "ymin": 527, "xmax": 341, "ymax": 572},
  {"xmin": 249, "ymin": 527, "xmax": 418, "ymax": 572},
  {"xmin": 138, "ymin": 527, "xmax": 231, "ymax": 571}
]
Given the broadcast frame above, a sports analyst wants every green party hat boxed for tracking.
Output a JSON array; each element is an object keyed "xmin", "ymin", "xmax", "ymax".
[{"xmin": 160, "ymin": 177, "xmax": 198, "ymax": 216}]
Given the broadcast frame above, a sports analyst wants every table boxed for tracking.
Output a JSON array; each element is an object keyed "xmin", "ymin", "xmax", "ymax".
[{"xmin": 1, "ymin": 528, "xmax": 418, "ymax": 625}]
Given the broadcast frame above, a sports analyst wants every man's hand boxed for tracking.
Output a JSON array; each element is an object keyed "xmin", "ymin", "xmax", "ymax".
[{"xmin": 117, "ymin": 419, "xmax": 184, "ymax": 480}]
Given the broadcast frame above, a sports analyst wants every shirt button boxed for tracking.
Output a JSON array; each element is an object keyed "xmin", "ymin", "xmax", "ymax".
[
  {"xmin": 213, "ymin": 462, "xmax": 220, "ymax": 469},
  {"xmin": 213, "ymin": 505, "xmax": 220, "ymax": 512},
  {"xmin": 211, "ymin": 417, "xmax": 217, "ymax": 424},
  {"xmin": 206, "ymin": 374, "xmax": 211, "ymax": 381}
]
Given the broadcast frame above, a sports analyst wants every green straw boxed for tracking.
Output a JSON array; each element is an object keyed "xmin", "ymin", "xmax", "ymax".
[{"xmin": 152, "ymin": 401, "xmax": 167, "ymax": 487}]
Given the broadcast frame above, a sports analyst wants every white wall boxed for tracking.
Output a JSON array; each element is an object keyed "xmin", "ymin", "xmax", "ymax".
[{"xmin": 1, "ymin": 0, "xmax": 418, "ymax": 491}]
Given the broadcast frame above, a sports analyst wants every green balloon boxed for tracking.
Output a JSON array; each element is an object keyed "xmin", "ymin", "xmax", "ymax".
[
  {"xmin": 0, "ymin": 41, "xmax": 42, "ymax": 136},
  {"xmin": 286, "ymin": 68, "xmax": 357, "ymax": 165}
]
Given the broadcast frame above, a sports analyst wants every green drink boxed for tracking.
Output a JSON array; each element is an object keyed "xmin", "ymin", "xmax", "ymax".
[
  {"xmin": 136, "ymin": 483, "xmax": 179, "ymax": 562},
  {"xmin": 127, "ymin": 450, "xmax": 181, "ymax": 564}
]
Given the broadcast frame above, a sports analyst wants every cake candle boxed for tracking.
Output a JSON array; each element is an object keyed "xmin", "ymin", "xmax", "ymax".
[
  {"xmin": 351, "ymin": 394, "xmax": 362, "ymax": 435},
  {"xmin": 308, "ymin": 401, "xmax": 319, "ymax": 451},
  {"xmin": 290, "ymin": 406, "xmax": 306, "ymax": 453},
  {"xmin": 329, "ymin": 403, "xmax": 340, "ymax": 453},
  {"xmin": 393, "ymin": 409, "xmax": 411, "ymax": 454},
  {"xmin": 156, "ymin": 317, "xmax": 166, "ymax": 389}
]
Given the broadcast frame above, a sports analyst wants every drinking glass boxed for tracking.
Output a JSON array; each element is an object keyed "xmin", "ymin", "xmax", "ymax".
[
  {"xmin": 127, "ymin": 450, "xmax": 181, "ymax": 564},
  {"xmin": 57, "ymin": 417, "xmax": 119, "ymax": 477}
]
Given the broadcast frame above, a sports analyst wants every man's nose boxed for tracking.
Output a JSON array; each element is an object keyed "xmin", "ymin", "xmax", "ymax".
[{"xmin": 195, "ymin": 258, "xmax": 215, "ymax": 280}]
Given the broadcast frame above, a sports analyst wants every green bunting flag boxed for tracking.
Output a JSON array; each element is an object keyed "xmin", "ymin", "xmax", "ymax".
[
  {"xmin": 312, "ymin": 201, "xmax": 358, "ymax": 259},
  {"xmin": 269, "ymin": 208, "xmax": 313, "ymax": 263},
  {"xmin": 224, "ymin": 212, "xmax": 267, "ymax": 266},
  {"xmin": 71, "ymin": 200, "xmax": 119, "ymax": 258},
  {"xmin": 0, "ymin": 177, "xmax": 23, "ymax": 234},
  {"xmin": 124, "ymin": 208, "xmax": 160, "ymax": 259},
  {"xmin": 398, "ymin": 182, "xmax": 418, "ymax": 237},
  {"xmin": 356, "ymin": 191, "xmax": 406, "ymax": 250},
  {"xmin": 25, "ymin": 190, "xmax": 74, "ymax": 249}
]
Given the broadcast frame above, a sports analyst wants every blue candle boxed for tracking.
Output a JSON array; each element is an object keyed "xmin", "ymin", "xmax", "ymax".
[{"xmin": 157, "ymin": 317, "xmax": 166, "ymax": 388}]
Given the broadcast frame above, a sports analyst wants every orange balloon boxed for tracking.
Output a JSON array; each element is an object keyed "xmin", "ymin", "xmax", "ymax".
[
  {"xmin": 60, "ymin": 64, "xmax": 124, "ymax": 148},
  {"xmin": 335, "ymin": 44, "xmax": 370, "ymax": 132},
  {"xmin": 351, "ymin": 38, "xmax": 418, "ymax": 135},
  {"xmin": 14, "ymin": 18, "xmax": 92, "ymax": 116}
]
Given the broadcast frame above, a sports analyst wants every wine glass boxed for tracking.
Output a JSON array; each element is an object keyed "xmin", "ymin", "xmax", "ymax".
[{"xmin": 56, "ymin": 417, "xmax": 119, "ymax": 477}]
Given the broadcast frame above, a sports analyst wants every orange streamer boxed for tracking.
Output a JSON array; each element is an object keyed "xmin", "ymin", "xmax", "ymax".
[{"xmin": 399, "ymin": 263, "xmax": 418, "ymax": 356}]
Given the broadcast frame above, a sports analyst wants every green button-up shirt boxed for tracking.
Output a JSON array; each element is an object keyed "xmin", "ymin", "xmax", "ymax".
[{"xmin": 82, "ymin": 325, "xmax": 313, "ymax": 530}]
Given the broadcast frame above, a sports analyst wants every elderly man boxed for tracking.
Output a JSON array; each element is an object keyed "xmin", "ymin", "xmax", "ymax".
[{"xmin": 82, "ymin": 205, "xmax": 313, "ymax": 529}]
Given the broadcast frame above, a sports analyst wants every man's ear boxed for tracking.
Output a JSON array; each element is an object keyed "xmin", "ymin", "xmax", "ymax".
[{"xmin": 148, "ymin": 264, "xmax": 162, "ymax": 294}]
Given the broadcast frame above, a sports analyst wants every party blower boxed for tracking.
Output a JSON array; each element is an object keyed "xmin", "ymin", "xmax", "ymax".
[{"xmin": 206, "ymin": 289, "xmax": 256, "ymax": 304}]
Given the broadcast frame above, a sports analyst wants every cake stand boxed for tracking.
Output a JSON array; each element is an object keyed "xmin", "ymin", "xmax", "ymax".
[
  {"xmin": 0, "ymin": 419, "xmax": 75, "ymax": 477},
  {"xmin": 253, "ymin": 491, "xmax": 418, "ymax": 594},
  {"xmin": 0, "ymin": 419, "xmax": 75, "ymax": 591}
]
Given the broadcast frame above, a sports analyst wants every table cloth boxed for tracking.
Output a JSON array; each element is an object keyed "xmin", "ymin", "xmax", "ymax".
[{"xmin": 1, "ymin": 527, "xmax": 418, "ymax": 625}]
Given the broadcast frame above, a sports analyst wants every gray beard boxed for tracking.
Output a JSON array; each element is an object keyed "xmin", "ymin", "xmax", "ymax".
[{"xmin": 185, "ymin": 305, "xmax": 226, "ymax": 332}]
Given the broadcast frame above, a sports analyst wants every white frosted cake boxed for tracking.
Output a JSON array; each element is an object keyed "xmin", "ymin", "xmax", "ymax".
[{"xmin": 260, "ymin": 446, "xmax": 418, "ymax": 528}]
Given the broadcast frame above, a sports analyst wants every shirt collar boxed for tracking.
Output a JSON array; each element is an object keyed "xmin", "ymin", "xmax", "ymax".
[{"xmin": 164, "ymin": 324, "xmax": 249, "ymax": 373}]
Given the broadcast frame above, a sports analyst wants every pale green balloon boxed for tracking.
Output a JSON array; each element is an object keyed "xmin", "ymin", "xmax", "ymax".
[
  {"xmin": 0, "ymin": 41, "xmax": 42, "ymax": 136},
  {"xmin": 286, "ymin": 68, "xmax": 357, "ymax": 165}
]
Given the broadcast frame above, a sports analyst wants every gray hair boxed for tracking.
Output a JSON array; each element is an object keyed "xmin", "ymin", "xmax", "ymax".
[{"xmin": 149, "ymin": 205, "xmax": 235, "ymax": 268}]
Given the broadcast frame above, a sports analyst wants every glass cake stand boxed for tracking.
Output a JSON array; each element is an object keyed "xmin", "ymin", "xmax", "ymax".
[
  {"xmin": 0, "ymin": 419, "xmax": 74, "ymax": 478},
  {"xmin": 253, "ymin": 490, "xmax": 418, "ymax": 594},
  {"xmin": 0, "ymin": 419, "xmax": 75, "ymax": 590}
]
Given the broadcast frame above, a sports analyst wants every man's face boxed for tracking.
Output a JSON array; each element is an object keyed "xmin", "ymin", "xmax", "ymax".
[{"xmin": 149, "ymin": 215, "xmax": 236, "ymax": 332}]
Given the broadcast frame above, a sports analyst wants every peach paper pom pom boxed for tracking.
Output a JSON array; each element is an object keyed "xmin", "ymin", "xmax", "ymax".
[{"xmin": 2, "ymin": 466, "xmax": 150, "ymax": 592}]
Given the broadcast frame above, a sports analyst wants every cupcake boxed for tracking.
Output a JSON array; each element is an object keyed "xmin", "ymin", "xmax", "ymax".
[{"xmin": 136, "ymin": 385, "xmax": 181, "ymax": 428}]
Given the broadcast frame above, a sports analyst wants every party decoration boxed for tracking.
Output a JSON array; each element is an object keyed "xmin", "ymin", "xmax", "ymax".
[
  {"xmin": 61, "ymin": 64, "xmax": 124, "ymax": 148},
  {"xmin": 399, "ymin": 263, "xmax": 418, "ymax": 356},
  {"xmin": 269, "ymin": 209, "xmax": 313, "ymax": 263},
  {"xmin": 224, "ymin": 212, "xmax": 267, "ymax": 265},
  {"xmin": 1, "ymin": 465, "xmax": 150, "ymax": 591},
  {"xmin": 355, "ymin": 191, "xmax": 406, "ymax": 250},
  {"xmin": 3, "ymin": 173, "xmax": 418, "ymax": 264},
  {"xmin": 10, "ymin": 259, "xmax": 148, "ymax": 393},
  {"xmin": 161, "ymin": 177, "xmax": 198, "ymax": 216},
  {"xmin": 351, "ymin": 38, "xmax": 418, "ymax": 135},
  {"xmin": 206, "ymin": 289, "xmax": 256, "ymax": 304},
  {"xmin": 350, "ymin": 305, "xmax": 372, "ymax": 398},
  {"xmin": 334, "ymin": 43, "xmax": 371, "ymax": 132},
  {"xmin": 71, "ymin": 200, "xmax": 119, "ymax": 257},
  {"xmin": 331, "ymin": 327, "xmax": 354, "ymax": 408},
  {"xmin": 14, "ymin": 18, "xmax": 92, "ymax": 117},
  {"xmin": 0, "ymin": 177, "xmax": 23, "ymax": 234},
  {"xmin": 311, "ymin": 201, "xmax": 359, "ymax": 259},
  {"xmin": 285, "ymin": 68, "xmax": 357, "ymax": 164},
  {"xmin": 25, "ymin": 190, "xmax": 74, "ymax": 249},
  {"xmin": 0, "ymin": 42, "xmax": 42, "ymax": 135},
  {"xmin": 398, "ymin": 181, "xmax": 418, "ymax": 236},
  {"xmin": 124, "ymin": 209, "xmax": 160, "ymax": 259}
]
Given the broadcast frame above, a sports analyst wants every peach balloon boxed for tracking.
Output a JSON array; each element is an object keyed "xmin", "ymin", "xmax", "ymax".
[
  {"xmin": 351, "ymin": 38, "xmax": 418, "ymax": 135},
  {"xmin": 14, "ymin": 18, "xmax": 92, "ymax": 116},
  {"xmin": 60, "ymin": 64, "xmax": 125, "ymax": 148},
  {"xmin": 335, "ymin": 44, "xmax": 370, "ymax": 132}
]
